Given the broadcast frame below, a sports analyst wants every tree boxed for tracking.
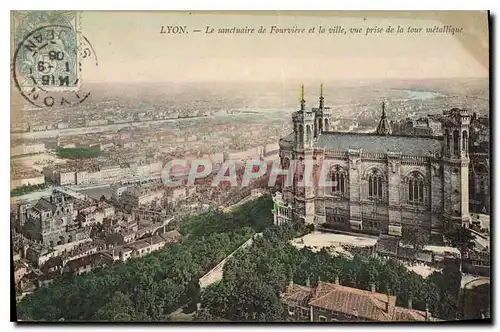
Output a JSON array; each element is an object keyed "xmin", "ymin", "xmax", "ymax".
[
  {"xmin": 320, "ymin": 253, "xmax": 341, "ymax": 283},
  {"xmin": 401, "ymin": 226, "xmax": 428, "ymax": 251},
  {"xmin": 185, "ymin": 277, "xmax": 201, "ymax": 313},
  {"xmin": 444, "ymin": 226, "xmax": 476, "ymax": 257},
  {"xmin": 226, "ymin": 276, "xmax": 285, "ymax": 322},
  {"xmin": 360, "ymin": 258, "xmax": 382, "ymax": 290},
  {"xmin": 198, "ymin": 281, "xmax": 233, "ymax": 320},
  {"xmin": 398, "ymin": 272, "xmax": 426, "ymax": 309},
  {"xmin": 92, "ymin": 291, "xmax": 136, "ymax": 321},
  {"xmin": 424, "ymin": 281, "xmax": 440, "ymax": 314},
  {"xmin": 426, "ymin": 267, "xmax": 461, "ymax": 320},
  {"xmin": 193, "ymin": 308, "xmax": 215, "ymax": 322},
  {"xmin": 16, "ymin": 196, "xmax": 275, "ymax": 322},
  {"xmin": 378, "ymin": 259, "xmax": 403, "ymax": 295},
  {"xmin": 341, "ymin": 256, "xmax": 362, "ymax": 287}
]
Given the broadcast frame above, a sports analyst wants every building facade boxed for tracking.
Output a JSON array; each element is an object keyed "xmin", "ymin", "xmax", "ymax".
[
  {"xmin": 277, "ymin": 86, "xmax": 471, "ymax": 239},
  {"xmin": 468, "ymin": 113, "xmax": 490, "ymax": 214},
  {"xmin": 390, "ymin": 112, "xmax": 489, "ymax": 215},
  {"xmin": 11, "ymin": 173, "xmax": 45, "ymax": 189},
  {"xmin": 18, "ymin": 189, "xmax": 113, "ymax": 247},
  {"xmin": 120, "ymin": 185, "xmax": 166, "ymax": 211},
  {"xmin": 391, "ymin": 116, "xmax": 443, "ymax": 137},
  {"xmin": 11, "ymin": 143, "xmax": 46, "ymax": 157},
  {"xmin": 282, "ymin": 281, "xmax": 438, "ymax": 322}
]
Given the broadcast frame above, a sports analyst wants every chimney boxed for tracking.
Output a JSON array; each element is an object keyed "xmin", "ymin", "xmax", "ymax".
[
  {"xmin": 371, "ymin": 283, "xmax": 376, "ymax": 292},
  {"xmin": 305, "ymin": 277, "xmax": 310, "ymax": 287},
  {"xmin": 385, "ymin": 294, "xmax": 390, "ymax": 313},
  {"xmin": 408, "ymin": 297, "xmax": 413, "ymax": 309},
  {"xmin": 335, "ymin": 276, "xmax": 340, "ymax": 285},
  {"xmin": 425, "ymin": 304, "xmax": 430, "ymax": 321}
]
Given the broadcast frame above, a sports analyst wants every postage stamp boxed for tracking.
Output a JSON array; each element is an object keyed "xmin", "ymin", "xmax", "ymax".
[
  {"xmin": 11, "ymin": 11, "xmax": 98, "ymax": 108},
  {"xmin": 12, "ymin": 11, "xmax": 80, "ymax": 91}
]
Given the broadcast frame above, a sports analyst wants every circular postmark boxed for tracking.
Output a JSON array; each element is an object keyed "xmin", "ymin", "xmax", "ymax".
[{"xmin": 12, "ymin": 24, "xmax": 98, "ymax": 108}]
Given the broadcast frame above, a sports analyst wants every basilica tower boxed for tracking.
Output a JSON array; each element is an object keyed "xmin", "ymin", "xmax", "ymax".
[
  {"xmin": 292, "ymin": 85, "xmax": 315, "ymax": 149},
  {"xmin": 291, "ymin": 85, "xmax": 316, "ymax": 224},
  {"xmin": 314, "ymin": 84, "xmax": 332, "ymax": 137},
  {"xmin": 442, "ymin": 108, "xmax": 471, "ymax": 230}
]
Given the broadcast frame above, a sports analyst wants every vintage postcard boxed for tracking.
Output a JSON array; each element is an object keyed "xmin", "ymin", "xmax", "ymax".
[{"xmin": 10, "ymin": 11, "xmax": 490, "ymax": 323}]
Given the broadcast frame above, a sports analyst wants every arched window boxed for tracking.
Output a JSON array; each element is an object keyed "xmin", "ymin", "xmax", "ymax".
[
  {"xmin": 298, "ymin": 124, "xmax": 303, "ymax": 142},
  {"xmin": 329, "ymin": 166, "xmax": 348, "ymax": 195},
  {"xmin": 295, "ymin": 158, "xmax": 305, "ymax": 185},
  {"xmin": 453, "ymin": 130, "xmax": 460, "ymax": 156},
  {"xmin": 444, "ymin": 129, "xmax": 450, "ymax": 154},
  {"xmin": 281, "ymin": 157, "xmax": 290, "ymax": 170},
  {"xmin": 477, "ymin": 164, "xmax": 488, "ymax": 174},
  {"xmin": 278, "ymin": 157, "xmax": 291, "ymax": 188},
  {"xmin": 462, "ymin": 130, "xmax": 468, "ymax": 154},
  {"xmin": 324, "ymin": 119, "xmax": 329, "ymax": 131},
  {"xmin": 482, "ymin": 180, "xmax": 489, "ymax": 196},
  {"xmin": 470, "ymin": 171, "xmax": 477, "ymax": 199},
  {"xmin": 306, "ymin": 125, "xmax": 312, "ymax": 142},
  {"xmin": 367, "ymin": 169, "xmax": 384, "ymax": 199},
  {"xmin": 406, "ymin": 171, "xmax": 425, "ymax": 203},
  {"xmin": 318, "ymin": 120, "xmax": 323, "ymax": 134}
]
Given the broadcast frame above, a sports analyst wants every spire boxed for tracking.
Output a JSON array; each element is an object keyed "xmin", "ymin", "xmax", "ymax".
[
  {"xmin": 300, "ymin": 84, "xmax": 305, "ymax": 111},
  {"xmin": 319, "ymin": 83, "xmax": 324, "ymax": 109},
  {"xmin": 375, "ymin": 100, "xmax": 392, "ymax": 136}
]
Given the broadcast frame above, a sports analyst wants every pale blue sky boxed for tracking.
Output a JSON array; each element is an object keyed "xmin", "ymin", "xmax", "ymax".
[{"xmin": 79, "ymin": 11, "xmax": 489, "ymax": 83}]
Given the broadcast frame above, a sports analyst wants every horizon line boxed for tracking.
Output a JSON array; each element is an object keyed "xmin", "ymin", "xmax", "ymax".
[{"xmin": 83, "ymin": 76, "xmax": 489, "ymax": 85}]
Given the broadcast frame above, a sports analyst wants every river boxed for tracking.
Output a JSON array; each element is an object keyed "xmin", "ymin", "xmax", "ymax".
[
  {"xmin": 11, "ymin": 115, "xmax": 214, "ymax": 140},
  {"xmin": 393, "ymin": 89, "xmax": 446, "ymax": 101}
]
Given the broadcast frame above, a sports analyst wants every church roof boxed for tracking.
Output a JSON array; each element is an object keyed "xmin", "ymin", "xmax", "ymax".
[
  {"xmin": 282, "ymin": 282, "xmax": 436, "ymax": 321},
  {"xmin": 376, "ymin": 118, "xmax": 392, "ymax": 135},
  {"xmin": 280, "ymin": 132, "xmax": 295, "ymax": 144},
  {"xmin": 315, "ymin": 132, "xmax": 442, "ymax": 157},
  {"xmin": 34, "ymin": 197, "xmax": 59, "ymax": 212},
  {"xmin": 375, "ymin": 101, "xmax": 392, "ymax": 135},
  {"xmin": 307, "ymin": 282, "xmax": 396, "ymax": 321}
]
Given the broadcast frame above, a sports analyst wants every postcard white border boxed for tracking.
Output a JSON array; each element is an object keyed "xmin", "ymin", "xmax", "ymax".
[{"xmin": 1, "ymin": 1, "xmax": 497, "ymax": 332}]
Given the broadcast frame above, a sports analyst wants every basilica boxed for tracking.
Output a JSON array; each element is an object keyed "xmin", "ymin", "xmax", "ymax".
[{"xmin": 274, "ymin": 85, "xmax": 471, "ymax": 239}]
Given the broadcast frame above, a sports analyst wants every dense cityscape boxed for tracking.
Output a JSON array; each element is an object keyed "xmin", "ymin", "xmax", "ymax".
[{"xmin": 10, "ymin": 78, "xmax": 490, "ymax": 322}]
